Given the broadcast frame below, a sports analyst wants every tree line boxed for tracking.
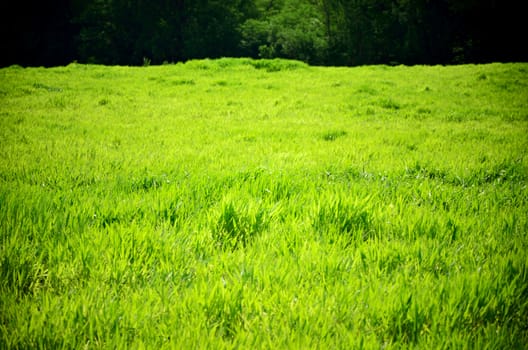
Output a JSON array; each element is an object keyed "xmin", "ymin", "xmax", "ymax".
[{"xmin": 1, "ymin": 0, "xmax": 525, "ymax": 67}]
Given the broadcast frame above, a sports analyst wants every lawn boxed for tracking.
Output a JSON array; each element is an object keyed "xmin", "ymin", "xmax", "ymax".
[{"xmin": 1, "ymin": 59, "xmax": 527, "ymax": 348}]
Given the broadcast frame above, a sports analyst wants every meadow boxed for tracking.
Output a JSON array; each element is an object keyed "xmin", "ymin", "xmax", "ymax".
[{"xmin": 1, "ymin": 58, "xmax": 527, "ymax": 348}]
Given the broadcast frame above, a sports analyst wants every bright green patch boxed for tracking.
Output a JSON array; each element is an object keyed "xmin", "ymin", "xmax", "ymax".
[{"xmin": 1, "ymin": 59, "xmax": 527, "ymax": 348}]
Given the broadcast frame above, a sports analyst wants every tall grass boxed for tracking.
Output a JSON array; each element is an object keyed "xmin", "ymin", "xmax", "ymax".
[{"xmin": 1, "ymin": 59, "xmax": 527, "ymax": 348}]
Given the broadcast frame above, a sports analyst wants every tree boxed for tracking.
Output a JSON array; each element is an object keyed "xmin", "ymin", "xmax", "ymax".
[
  {"xmin": 183, "ymin": 0, "xmax": 255, "ymax": 59},
  {"xmin": 2, "ymin": 0, "xmax": 525, "ymax": 67},
  {"xmin": 240, "ymin": 0, "xmax": 328, "ymax": 64},
  {"xmin": 1, "ymin": 0, "xmax": 76, "ymax": 67}
]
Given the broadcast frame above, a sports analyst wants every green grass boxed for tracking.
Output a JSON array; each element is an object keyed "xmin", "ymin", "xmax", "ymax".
[{"xmin": 1, "ymin": 58, "xmax": 527, "ymax": 348}]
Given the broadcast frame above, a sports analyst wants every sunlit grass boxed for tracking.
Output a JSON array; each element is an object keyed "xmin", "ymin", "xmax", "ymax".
[{"xmin": 1, "ymin": 59, "xmax": 527, "ymax": 348}]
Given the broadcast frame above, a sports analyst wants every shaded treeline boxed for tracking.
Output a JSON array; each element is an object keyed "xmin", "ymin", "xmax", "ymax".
[{"xmin": 1, "ymin": 0, "xmax": 525, "ymax": 67}]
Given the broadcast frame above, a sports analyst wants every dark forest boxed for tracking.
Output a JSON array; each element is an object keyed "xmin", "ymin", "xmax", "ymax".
[{"xmin": 1, "ymin": 0, "xmax": 525, "ymax": 67}]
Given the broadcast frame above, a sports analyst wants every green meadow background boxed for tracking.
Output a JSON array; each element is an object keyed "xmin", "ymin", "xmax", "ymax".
[{"xmin": 1, "ymin": 59, "xmax": 527, "ymax": 348}]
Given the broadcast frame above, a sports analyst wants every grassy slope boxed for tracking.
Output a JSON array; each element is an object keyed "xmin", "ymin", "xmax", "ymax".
[{"xmin": 1, "ymin": 59, "xmax": 527, "ymax": 348}]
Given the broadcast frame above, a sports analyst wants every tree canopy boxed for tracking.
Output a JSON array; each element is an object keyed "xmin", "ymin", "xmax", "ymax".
[{"xmin": 1, "ymin": 0, "xmax": 525, "ymax": 67}]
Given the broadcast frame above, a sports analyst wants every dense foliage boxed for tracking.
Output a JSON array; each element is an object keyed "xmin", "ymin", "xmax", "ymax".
[{"xmin": 1, "ymin": 0, "xmax": 526, "ymax": 67}]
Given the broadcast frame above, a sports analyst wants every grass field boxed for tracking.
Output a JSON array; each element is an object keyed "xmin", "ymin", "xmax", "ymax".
[{"xmin": 1, "ymin": 58, "xmax": 527, "ymax": 348}]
